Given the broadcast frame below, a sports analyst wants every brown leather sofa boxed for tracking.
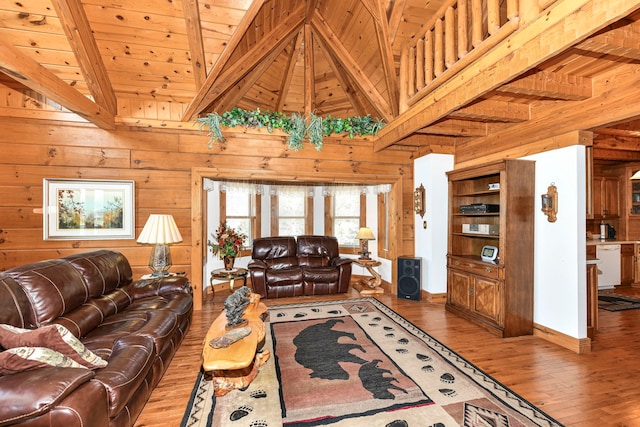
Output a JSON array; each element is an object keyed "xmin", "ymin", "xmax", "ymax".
[
  {"xmin": 0, "ymin": 250, "xmax": 192, "ymax": 427},
  {"xmin": 249, "ymin": 235, "xmax": 352, "ymax": 298}
]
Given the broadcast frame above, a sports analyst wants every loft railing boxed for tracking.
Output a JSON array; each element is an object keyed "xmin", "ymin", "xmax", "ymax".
[{"xmin": 399, "ymin": 0, "xmax": 557, "ymax": 113}]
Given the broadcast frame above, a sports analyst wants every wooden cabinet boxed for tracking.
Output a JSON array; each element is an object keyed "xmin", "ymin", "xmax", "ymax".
[
  {"xmin": 593, "ymin": 176, "xmax": 620, "ymax": 218},
  {"xmin": 446, "ymin": 159, "xmax": 534, "ymax": 337}
]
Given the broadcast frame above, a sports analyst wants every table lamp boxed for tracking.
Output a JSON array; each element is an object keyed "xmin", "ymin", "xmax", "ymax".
[
  {"xmin": 137, "ymin": 214, "xmax": 183, "ymax": 277},
  {"xmin": 356, "ymin": 227, "xmax": 375, "ymax": 259}
]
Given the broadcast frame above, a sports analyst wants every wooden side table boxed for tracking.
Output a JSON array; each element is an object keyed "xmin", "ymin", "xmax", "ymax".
[
  {"xmin": 210, "ymin": 268, "xmax": 249, "ymax": 296},
  {"xmin": 353, "ymin": 258, "xmax": 384, "ymax": 295}
]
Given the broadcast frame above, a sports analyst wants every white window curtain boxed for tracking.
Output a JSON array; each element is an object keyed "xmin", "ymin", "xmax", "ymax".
[{"xmin": 204, "ymin": 179, "xmax": 391, "ymax": 196}]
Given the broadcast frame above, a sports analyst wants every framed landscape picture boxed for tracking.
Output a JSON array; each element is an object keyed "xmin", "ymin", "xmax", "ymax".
[{"xmin": 43, "ymin": 179, "xmax": 135, "ymax": 240}]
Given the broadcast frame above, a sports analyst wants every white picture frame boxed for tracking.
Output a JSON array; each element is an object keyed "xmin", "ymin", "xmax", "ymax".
[{"xmin": 43, "ymin": 179, "xmax": 135, "ymax": 240}]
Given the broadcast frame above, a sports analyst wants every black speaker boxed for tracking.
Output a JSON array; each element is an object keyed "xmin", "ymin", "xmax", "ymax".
[{"xmin": 397, "ymin": 257, "xmax": 421, "ymax": 301}]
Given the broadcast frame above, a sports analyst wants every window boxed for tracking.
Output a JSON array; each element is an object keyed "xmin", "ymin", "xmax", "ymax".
[
  {"xmin": 277, "ymin": 189, "xmax": 307, "ymax": 236},
  {"xmin": 221, "ymin": 189, "xmax": 258, "ymax": 246},
  {"xmin": 333, "ymin": 188, "xmax": 362, "ymax": 247}
]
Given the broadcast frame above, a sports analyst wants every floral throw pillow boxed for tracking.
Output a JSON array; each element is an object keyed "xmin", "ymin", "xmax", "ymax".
[
  {"xmin": 0, "ymin": 347, "xmax": 86, "ymax": 375},
  {"xmin": 0, "ymin": 324, "xmax": 107, "ymax": 369}
]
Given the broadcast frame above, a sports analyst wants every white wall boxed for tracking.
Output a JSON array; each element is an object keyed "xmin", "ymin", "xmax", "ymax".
[
  {"xmin": 414, "ymin": 154, "xmax": 454, "ymax": 294},
  {"xmin": 524, "ymin": 145, "xmax": 587, "ymax": 338}
]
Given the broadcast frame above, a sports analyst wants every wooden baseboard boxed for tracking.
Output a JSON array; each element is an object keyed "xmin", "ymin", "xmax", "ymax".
[
  {"xmin": 533, "ymin": 323, "xmax": 591, "ymax": 354},
  {"xmin": 422, "ymin": 290, "xmax": 446, "ymax": 303}
]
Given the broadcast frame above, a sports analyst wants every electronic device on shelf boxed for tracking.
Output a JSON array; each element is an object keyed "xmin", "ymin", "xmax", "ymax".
[
  {"xmin": 481, "ymin": 245, "xmax": 499, "ymax": 262},
  {"xmin": 459, "ymin": 203, "xmax": 500, "ymax": 214},
  {"xmin": 462, "ymin": 224, "xmax": 499, "ymax": 235}
]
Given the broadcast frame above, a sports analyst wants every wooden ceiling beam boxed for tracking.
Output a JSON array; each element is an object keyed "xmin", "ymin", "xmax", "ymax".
[
  {"xmin": 450, "ymin": 99, "xmax": 530, "ymax": 122},
  {"xmin": 593, "ymin": 133, "xmax": 640, "ymax": 150},
  {"xmin": 182, "ymin": 0, "xmax": 267, "ymax": 120},
  {"xmin": 311, "ymin": 12, "xmax": 393, "ymax": 121},
  {"xmin": 416, "ymin": 119, "xmax": 487, "ymax": 137},
  {"xmin": 593, "ymin": 147, "xmax": 640, "ymax": 161},
  {"xmin": 496, "ymin": 70, "xmax": 592, "ymax": 101},
  {"xmin": 576, "ymin": 19, "xmax": 640, "ymax": 61},
  {"xmin": 50, "ymin": 0, "xmax": 117, "ymax": 116},
  {"xmin": 374, "ymin": 0, "xmax": 640, "ymax": 151},
  {"xmin": 455, "ymin": 66, "xmax": 640, "ymax": 165},
  {"xmin": 182, "ymin": 0, "xmax": 207, "ymax": 88},
  {"xmin": 387, "ymin": 0, "xmax": 407, "ymax": 45},
  {"xmin": 594, "ymin": 119, "xmax": 640, "ymax": 137},
  {"xmin": 304, "ymin": 24, "xmax": 315, "ymax": 116},
  {"xmin": 0, "ymin": 37, "xmax": 114, "ymax": 129},
  {"xmin": 183, "ymin": 4, "xmax": 306, "ymax": 119}
]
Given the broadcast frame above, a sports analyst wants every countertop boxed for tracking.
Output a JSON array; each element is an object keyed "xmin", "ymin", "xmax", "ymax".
[{"xmin": 586, "ymin": 240, "xmax": 639, "ymax": 245}]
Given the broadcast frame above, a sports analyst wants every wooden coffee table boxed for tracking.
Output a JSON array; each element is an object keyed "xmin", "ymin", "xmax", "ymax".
[{"xmin": 201, "ymin": 292, "xmax": 270, "ymax": 396}]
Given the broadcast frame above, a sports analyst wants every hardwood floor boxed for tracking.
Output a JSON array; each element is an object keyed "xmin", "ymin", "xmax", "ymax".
[{"xmin": 135, "ymin": 284, "xmax": 640, "ymax": 427}]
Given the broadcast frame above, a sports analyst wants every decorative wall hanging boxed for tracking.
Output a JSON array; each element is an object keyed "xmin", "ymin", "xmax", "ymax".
[
  {"xmin": 43, "ymin": 179, "xmax": 135, "ymax": 240},
  {"xmin": 541, "ymin": 183, "xmax": 558, "ymax": 222},
  {"xmin": 414, "ymin": 184, "xmax": 425, "ymax": 218}
]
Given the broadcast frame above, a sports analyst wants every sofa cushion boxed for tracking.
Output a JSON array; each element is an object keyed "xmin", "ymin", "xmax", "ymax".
[
  {"xmin": 0, "ymin": 347, "xmax": 87, "ymax": 375},
  {"xmin": 0, "ymin": 366, "xmax": 95, "ymax": 426},
  {"xmin": 63, "ymin": 250, "xmax": 133, "ymax": 296},
  {"xmin": 3, "ymin": 260, "xmax": 89, "ymax": 326},
  {"xmin": 0, "ymin": 324, "xmax": 107, "ymax": 369},
  {"xmin": 302, "ymin": 266, "xmax": 340, "ymax": 282},
  {"xmin": 266, "ymin": 266, "xmax": 304, "ymax": 285},
  {"xmin": 92, "ymin": 335, "xmax": 155, "ymax": 416},
  {"xmin": 0, "ymin": 274, "xmax": 36, "ymax": 329},
  {"xmin": 298, "ymin": 255, "xmax": 330, "ymax": 268}
]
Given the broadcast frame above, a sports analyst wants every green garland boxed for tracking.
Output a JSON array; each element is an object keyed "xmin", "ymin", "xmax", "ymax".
[{"xmin": 196, "ymin": 108, "xmax": 385, "ymax": 150}]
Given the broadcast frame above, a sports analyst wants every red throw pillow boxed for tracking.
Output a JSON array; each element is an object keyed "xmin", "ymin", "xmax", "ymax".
[
  {"xmin": 0, "ymin": 347, "xmax": 86, "ymax": 375},
  {"xmin": 0, "ymin": 324, "xmax": 107, "ymax": 369}
]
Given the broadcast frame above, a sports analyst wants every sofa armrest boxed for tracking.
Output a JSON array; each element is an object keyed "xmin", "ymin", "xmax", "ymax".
[
  {"xmin": 126, "ymin": 275, "xmax": 192, "ymax": 300},
  {"xmin": 248, "ymin": 259, "xmax": 268, "ymax": 270},
  {"xmin": 0, "ymin": 367, "xmax": 94, "ymax": 426},
  {"xmin": 331, "ymin": 257, "xmax": 353, "ymax": 267}
]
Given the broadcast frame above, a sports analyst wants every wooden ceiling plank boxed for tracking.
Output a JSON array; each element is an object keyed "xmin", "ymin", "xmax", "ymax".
[
  {"xmin": 50, "ymin": 0, "xmax": 117, "ymax": 115},
  {"xmin": 374, "ymin": 0, "xmax": 640, "ymax": 151},
  {"xmin": 450, "ymin": 99, "xmax": 530, "ymax": 122},
  {"xmin": 182, "ymin": 0, "xmax": 207, "ymax": 88},
  {"xmin": 0, "ymin": 36, "xmax": 114, "ymax": 129},
  {"xmin": 277, "ymin": 29, "xmax": 304, "ymax": 111},
  {"xmin": 182, "ymin": 0, "xmax": 267, "ymax": 120},
  {"xmin": 211, "ymin": 36, "xmax": 292, "ymax": 113},
  {"xmin": 317, "ymin": 36, "xmax": 368, "ymax": 116},
  {"xmin": 311, "ymin": 11, "xmax": 392, "ymax": 121},
  {"xmin": 497, "ymin": 70, "xmax": 592, "ymax": 100}
]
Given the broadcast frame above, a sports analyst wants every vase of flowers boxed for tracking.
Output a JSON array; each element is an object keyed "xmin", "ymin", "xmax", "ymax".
[{"xmin": 208, "ymin": 222, "xmax": 247, "ymax": 270}]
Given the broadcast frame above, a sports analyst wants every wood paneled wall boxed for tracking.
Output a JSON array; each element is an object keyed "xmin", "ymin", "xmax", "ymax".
[{"xmin": 0, "ymin": 116, "xmax": 415, "ymax": 308}]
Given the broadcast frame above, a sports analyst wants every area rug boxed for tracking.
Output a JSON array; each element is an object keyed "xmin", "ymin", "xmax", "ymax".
[
  {"xmin": 598, "ymin": 291, "xmax": 640, "ymax": 311},
  {"xmin": 181, "ymin": 298, "xmax": 562, "ymax": 426}
]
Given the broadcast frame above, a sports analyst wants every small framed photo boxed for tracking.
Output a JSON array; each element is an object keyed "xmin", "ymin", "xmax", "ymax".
[{"xmin": 43, "ymin": 179, "xmax": 135, "ymax": 240}]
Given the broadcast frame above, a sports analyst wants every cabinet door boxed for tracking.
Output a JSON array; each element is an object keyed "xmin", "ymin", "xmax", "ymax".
[
  {"xmin": 604, "ymin": 177, "xmax": 619, "ymax": 217},
  {"xmin": 621, "ymin": 244, "xmax": 634, "ymax": 285},
  {"xmin": 447, "ymin": 268, "xmax": 471, "ymax": 310},
  {"xmin": 593, "ymin": 176, "xmax": 604, "ymax": 217},
  {"xmin": 471, "ymin": 276, "xmax": 503, "ymax": 325}
]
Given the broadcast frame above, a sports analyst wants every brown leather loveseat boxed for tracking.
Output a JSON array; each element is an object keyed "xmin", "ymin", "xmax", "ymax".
[
  {"xmin": 249, "ymin": 235, "xmax": 352, "ymax": 298},
  {"xmin": 0, "ymin": 250, "xmax": 192, "ymax": 427}
]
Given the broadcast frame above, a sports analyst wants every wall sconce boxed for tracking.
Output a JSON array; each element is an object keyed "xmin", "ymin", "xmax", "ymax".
[
  {"xmin": 541, "ymin": 183, "xmax": 558, "ymax": 223},
  {"xmin": 414, "ymin": 184, "xmax": 425, "ymax": 218}
]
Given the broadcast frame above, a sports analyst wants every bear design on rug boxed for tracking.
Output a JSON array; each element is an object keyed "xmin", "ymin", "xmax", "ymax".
[{"xmin": 293, "ymin": 318, "xmax": 367, "ymax": 380}]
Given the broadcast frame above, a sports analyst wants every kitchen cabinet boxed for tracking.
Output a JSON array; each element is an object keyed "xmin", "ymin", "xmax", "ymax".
[
  {"xmin": 446, "ymin": 159, "xmax": 534, "ymax": 337},
  {"xmin": 621, "ymin": 244, "xmax": 635, "ymax": 285},
  {"xmin": 593, "ymin": 176, "xmax": 620, "ymax": 218}
]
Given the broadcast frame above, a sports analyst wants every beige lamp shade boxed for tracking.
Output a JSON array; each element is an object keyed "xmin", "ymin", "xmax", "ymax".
[
  {"xmin": 356, "ymin": 227, "xmax": 375, "ymax": 240},
  {"xmin": 137, "ymin": 214, "xmax": 183, "ymax": 244},
  {"xmin": 631, "ymin": 170, "xmax": 640, "ymax": 180}
]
